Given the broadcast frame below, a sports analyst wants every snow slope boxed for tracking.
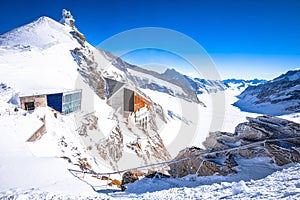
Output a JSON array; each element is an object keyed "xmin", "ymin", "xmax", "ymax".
[
  {"xmin": 0, "ymin": 16, "xmax": 82, "ymax": 94},
  {"xmin": 0, "ymin": 106, "xmax": 96, "ymax": 195},
  {"xmin": 117, "ymin": 163, "xmax": 300, "ymax": 199},
  {"xmin": 1, "ymin": 160, "xmax": 300, "ymax": 199},
  {"xmin": 0, "ymin": 14, "xmax": 119, "ymax": 195},
  {"xmin": 0, "ymin": 13, "xmax": 116, "ymax": 135},
  {"xmin": 1, "ymin": 64, "xmax": 300, "ymax": 199},
  {"xmin": 0, "ymin": 86, "xmax": 120, "ymax": 196}
]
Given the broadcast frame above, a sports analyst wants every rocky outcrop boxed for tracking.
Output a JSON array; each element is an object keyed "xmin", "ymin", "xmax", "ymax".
[
  {"xmin": 168, "ymin": 115, "xmax": 300, "ymax": 178},
  {"xmin": 168, "ymin": 147, "xmax": 237, "ymax": 178},
  {"xmin": 121, "ymin": 170, "xmax": 145, "ymax": 191},
  {"xmin": 121, "ymin": 168, "xmax": 171, "ymax": 191},
  {"xmin": 76, "ymin": 112, "xmax": 98, "ymax": 137},
  {"xmin": 96, "ymin": 126, "xmax": 124, "ymax": 170},
  {"xmin": 72, "ymin": 46, "xmax": 173, "ymax": 170},
  {"xmin": 72, "ymin": 47, "xmax": 106, "ymax": 100},
  {"xmin": 265, "ymin": 143, "xmax": 300, "ymax": 166},
  {"xmin": 60, "ymin": 9, "xmax": 86, "ymax": 46}
]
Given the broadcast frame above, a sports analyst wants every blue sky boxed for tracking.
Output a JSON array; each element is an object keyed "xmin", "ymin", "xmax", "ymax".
[{"xmin": 1, "ymin": 0, "xmax": 300, "ymax": 79}]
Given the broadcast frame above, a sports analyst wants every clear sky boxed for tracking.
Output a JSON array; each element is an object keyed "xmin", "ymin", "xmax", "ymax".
[{"xmin": 1, "ymin": 0, "xmax": 300, "ymax": 79}]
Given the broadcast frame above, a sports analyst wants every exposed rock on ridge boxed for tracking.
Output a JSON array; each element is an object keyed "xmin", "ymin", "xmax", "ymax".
[{"xmin": 168, "ymin": 115, "xmax": 300, "ymax": 178}]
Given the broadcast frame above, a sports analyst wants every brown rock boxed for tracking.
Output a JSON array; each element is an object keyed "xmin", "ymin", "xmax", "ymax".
[
  {"xmin": 235, "ymin": 123, "xmax": 268, "ymax": 141},
  {"xmin": 100, "ymin": 175, "xmax": 111, "ymax": 181},
  {"xmin": 121, "ymin": 170, "xmax": 145, "ymax": 191},
  {"xmin": 168, "ymin": 147, "xmax": 235, "ymax": 178},
  {"xmin": 145, "ymin": 171, "xmax": 171, "ymax": 179},
  {"xmin": 237, "ymin": 146, "xmax": 268, "ymax": 159},
  {"xmin": 203, "ymin": 132, "xmax": 231, "ymax": 151},
  {"xmin": 108, "ymin": 179, "xmax": 122, "ymax": 188},
  {"xmin": 265, "ymin": 142, "xmax": 300, "ymax": 166}
]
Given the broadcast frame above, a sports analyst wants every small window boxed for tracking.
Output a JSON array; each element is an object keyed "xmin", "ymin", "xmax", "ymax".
[{"xmin": 24, "ymin": 102, "xmax": 35, "ymax": 110}]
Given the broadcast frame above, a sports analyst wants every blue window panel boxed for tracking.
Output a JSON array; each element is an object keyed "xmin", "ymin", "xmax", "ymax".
[{"xmin": 47, "ymin": 93, "xmax": 63, "ymax": 112}]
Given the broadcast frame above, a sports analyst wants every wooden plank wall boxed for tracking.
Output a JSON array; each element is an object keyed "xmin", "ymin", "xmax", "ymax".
[{"xmin": 134, "ymin": 93, "xmax": 151, "ymax": 111}]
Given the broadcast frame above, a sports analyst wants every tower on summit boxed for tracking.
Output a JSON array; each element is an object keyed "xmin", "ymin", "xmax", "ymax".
[{"xmin": 60, "ymin": 9, "xmax": 75, "ymax": 28}]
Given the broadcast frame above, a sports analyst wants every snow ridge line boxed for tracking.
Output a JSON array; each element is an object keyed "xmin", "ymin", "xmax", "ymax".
[{"xmin": 68, "ymin": 136, "xmax": 300, "ymax": 176}]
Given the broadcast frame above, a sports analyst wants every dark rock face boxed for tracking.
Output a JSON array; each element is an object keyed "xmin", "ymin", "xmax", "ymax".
[
  {"xmin": 96, "ymin": 126, "xmax": 124, "ymax": 171},
  {"xmin": 168, "ymin": 116, "xmax": 300, "ymax": 178}
]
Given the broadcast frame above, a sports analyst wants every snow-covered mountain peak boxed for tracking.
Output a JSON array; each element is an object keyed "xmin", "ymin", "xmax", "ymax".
[
  {"xmin": 162, "ymin": 68, "xmax": 178, "ymax": 75},
  {"xmin": 35, "ymin": 16, "xmax": 56, "ymax": 24},
  {"xmin": 0, "ymin": 14, "xmax": 84, "ymax": 93},
  {"xmin": 162, "ymin": 68, "xmax": 191, "ymax": 83},
  {"xmin": 0, "ymin": 15, "xmax": 75, "ymax": 50}
]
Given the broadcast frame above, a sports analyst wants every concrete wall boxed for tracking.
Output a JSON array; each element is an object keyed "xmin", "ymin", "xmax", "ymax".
[
  {"xmin": 20, "ymin": 95, "xmax": 47, "ymax": 110},
  {"xmin": 108, "ymin": 86, "xmax": 152, "ymax": 117},
  {"xmin": 110, "ymin": 88, "xmax": 124, "ymax": 114},
  {"xmin": 124, "ymin": 88, "xmax": 134, "ymax": 112}
]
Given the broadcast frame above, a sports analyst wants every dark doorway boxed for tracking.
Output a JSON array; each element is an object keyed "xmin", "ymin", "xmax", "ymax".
[
  {"xmin": 24, "ymin": 102, "xmax": 35, "ymax": 110},
  {"xmin": 124, "ymin": 88, "xmax": 134, "ymax": 112}
]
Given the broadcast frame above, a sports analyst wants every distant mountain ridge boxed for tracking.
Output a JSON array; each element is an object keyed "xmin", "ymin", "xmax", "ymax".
[
  {"xmin": 98, "ymin": 53, "xmax": 203, "ymax": 104},
  {"xmin": 234, "ymin": 69, "xmax": 300, "ymax": 115},
  {"xmin": 223, "ymin": 78, "xmax": 267, "ymax": 90},
  {"xmin": 128, "ymin": 65, "xmax": 266, "ymax": 97}
]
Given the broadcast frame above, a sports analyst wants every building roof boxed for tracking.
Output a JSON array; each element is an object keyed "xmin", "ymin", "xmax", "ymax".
[
  {"xmin": 19, "ymin": 89, "xmax": 81, "ymax": 98},
  {"xmin": 105, "ymin": 78, "xmax": 126, "ymax": 99}
]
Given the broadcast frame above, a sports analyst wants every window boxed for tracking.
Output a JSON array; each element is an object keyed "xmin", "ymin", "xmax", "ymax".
[
  {"xmin": 62, "ymin": 91, "xmax": 82, "ymax": 114},
  {"xmin": 24, "ymin": 102, "xmax": 35, "ymax": 110}
]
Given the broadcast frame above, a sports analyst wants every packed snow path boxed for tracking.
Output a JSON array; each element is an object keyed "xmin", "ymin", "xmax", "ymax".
[{"xmin": 1, "ymin": 163, "xmax": 300, "ymax": 199}]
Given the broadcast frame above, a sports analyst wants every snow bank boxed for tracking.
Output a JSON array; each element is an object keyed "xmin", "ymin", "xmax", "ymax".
[
  {"xmin": 111, "ymin": 162, "xmax": 300, "ymax": 199},
  {"xmin": 0, "ymin": 108, "xmax": 97, "ymax": 195}
]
